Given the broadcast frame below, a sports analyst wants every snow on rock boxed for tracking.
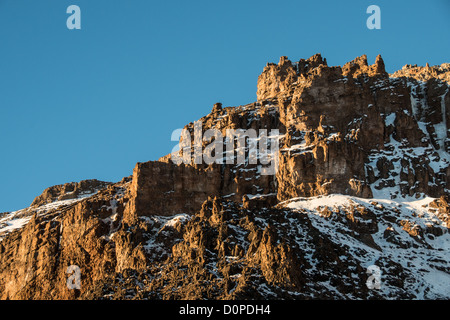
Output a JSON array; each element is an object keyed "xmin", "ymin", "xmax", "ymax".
[
  {"xmin": 0, "ymin": 192, "xmax": 97, "ymax": 241},
  {"xmin": 282, "ymin": 194, "xmax": 450, "ymax": 299}
]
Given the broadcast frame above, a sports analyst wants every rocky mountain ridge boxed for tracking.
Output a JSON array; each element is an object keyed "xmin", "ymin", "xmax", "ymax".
[{"xmin": 0, "ymin": 54, "xmax": 449, "ymax": 300}]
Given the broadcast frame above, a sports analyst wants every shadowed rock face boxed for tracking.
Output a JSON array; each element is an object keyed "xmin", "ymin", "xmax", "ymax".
[{"xmin": 0, "ymin": 54, "xmax": 449, "ymax": 300}]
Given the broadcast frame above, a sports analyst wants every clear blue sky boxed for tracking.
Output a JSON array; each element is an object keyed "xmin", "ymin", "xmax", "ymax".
[{"xmin": 0, "ymin": 0, "xmax": 449, "ymax": 212}]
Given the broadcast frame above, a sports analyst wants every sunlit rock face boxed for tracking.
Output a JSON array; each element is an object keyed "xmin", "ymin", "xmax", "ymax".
[{"xmin": 0, "ymin": 54, "xmax": 449, "ymax": 300}]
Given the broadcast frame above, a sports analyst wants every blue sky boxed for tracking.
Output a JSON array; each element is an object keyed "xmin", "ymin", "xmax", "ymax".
[{"xmin": 0, "ymin": 0, "xmax": 449, "ymax": 212}]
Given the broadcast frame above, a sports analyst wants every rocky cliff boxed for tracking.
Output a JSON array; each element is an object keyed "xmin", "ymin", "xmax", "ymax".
[{"xmin": 0, "ymin": 54, "xmax": 449, "ymax": 300}]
